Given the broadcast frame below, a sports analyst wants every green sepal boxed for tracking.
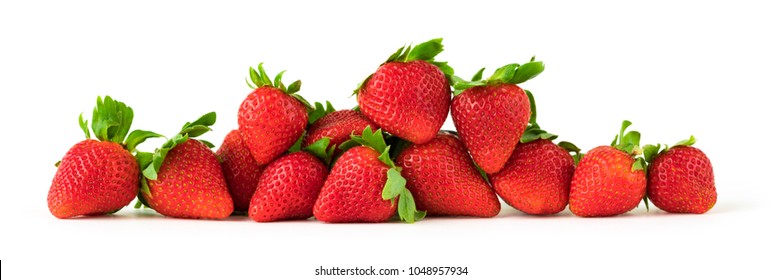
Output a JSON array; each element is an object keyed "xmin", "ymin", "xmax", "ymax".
[
  {"xmin": 527, "ymin": 90, "xmax": 537, "ymax": 125},
  {"xmin": 475, "ymin": 163, "xmax": 490, "ymax": 185},
  {"xmin": 454, "ymin": 57, "xmax": 545, "ymax": 92},
  {"xmin": 139, "ymin": 177, "xmax": 152, "ymax": 197},
  {"xmin": 387, "ymin": 136, "xmax": 412, "ymax": 161},
  {"xmin": 308, "ymin": 101, "xmax": 336, "ymax": 125},
  {"xmin": 642, "ymin": 144, "xmax": 662, "ymax": 164},
  {"xmin": 632, "ymin": 158, "xmax": 646, "ymax": 172},
  {"xmin": 347, "ymin": 126, "xmax": 387, "ymax": 155},
  {"xmin": 78, "ymin": 113, "xmax": 90, "ymax": 139},
  {"xmin": 398, "ymin": 188, "xmax": 425, "ymax": 223},
  {"xmin": 200, "ymin": 140, "xmax": 215, "ymax": 149},
  {"xmin": 288, "ymin": 132, "xmax": 306, "ymax": 153},
  {"xmin": 140, "ymin": 112, "xmax": 217, "ymax": 181},
  {"xmin": 124, "ymin": 130, "xmax": 164, "ymax": 152},
  {"xmin": 273, "ymin": 70, "xmax": 287, "ymax": 92},
  {"xmin": 287, "ymin": 80, "xmax": 302, "ymax": 95},
  {"xmin": 675, "ymin": 135, "xmax": 697, "ymax": 147},
  {"xmin": 511, "ymin": 58, "xmax": 545, "ymax": 84},
  {"xmin": 613, "ymin": 120, "xmax": 642, "ymax": 156},
  {"xmin": 471, "ymin": 68, "xmax": 485, "ymax": 82},
  {"xmin": 247, "ymin": 63, "xmax": 306, "ymax": 105},
  {"xmin": 353, "ymin": 74, "xmax": 373, "ymax": 96},
  {"xmin": 642, "ymin": 195, "xmax": 650, "ymax": 211},
  {"xmin": 382, "ymin": 167, "xmax": 406, "ymax": 203},
  {"xmin": 406, "ymin": 38, "xmax": 444, "ymax": 62},
  {"xmin": 430, "ymin": 61, "xmax": 454, "ymax": 78},
  {"xmin": 91, "ymin": 96, "xmax": 134, "ymax": 144},
  {"xmin": 303, "ymin": 137, "xmax": 335, "ymax": 165},
  {"xmin": 54, "ymin": 161, "xmax": 61, "ymax": 168},
  {"xmin": 134, "ymin": 192, "xmax": 151, "ymax": 208}
]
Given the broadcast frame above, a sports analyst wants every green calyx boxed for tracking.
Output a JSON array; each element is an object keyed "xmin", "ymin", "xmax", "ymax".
[
  {"xmin": 308, "ymin": 101, "xmax": 336, "ymax": 125},
  {"xmin": 78, "ymin": 96, "xmax": 163, "ymax": 152},
  {"xmin": 610, "ymin": 120, "xmax": 646, "ymax": 172},
  {"xmin": 289, "ymin": 136, "xmax": 336, "ymax": 166},
  {"xmin": 137, "ymin": 112, "xmax": 217, "ymax": 196},
  {"xmin": 452, "ymin": 56, "xmax": 545, "ymax": 96},
  {"xmin": 338, "ymin": 126, "xmax": 426, "ymax": 223},
  {"xmin": 246, "ymin": 62, "xmax": 312, "ymax": 109},
  {"xmin": 519, "ymin": 91, "xmax": 583, "ymax": 164},
  {"xmin": 354, "ymin": 38, "xmax": 454, "ymax": 96},
  {"xmin": 642, "ymin": 135, "xmax": 696, "ymax": 164}
]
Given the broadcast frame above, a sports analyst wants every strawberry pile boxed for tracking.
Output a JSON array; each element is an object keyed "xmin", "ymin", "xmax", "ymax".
[{"xmin": 48, "ymin": 38, "xmax": 717, "ymax": 221}]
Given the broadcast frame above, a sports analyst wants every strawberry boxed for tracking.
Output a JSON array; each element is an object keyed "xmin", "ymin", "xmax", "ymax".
[
  {"xmin": 489, "ymin": 93, "xmax": 581, "ymax": 215},
  {"xmin": 216, "ymin": 129, "xmax": 263, "ymax": 213},
  {"xmin": 356, "ymin": 38, "xmax": 453, "ymax": 144},
  {"xmin": 48, "ymin": 96, "xmax": 161, "ymax": 218},
  {"xmin": 569, "ymin": 121, "xmax": 647, "ymax": 217},
  {"xmin": 313, "ymin": 127, "xmax": 425, "ymax": 223},
  {"xmin": 304, "ymin": 102, "xmax": 378, "ymax": 152},
  {"xmin": 644, "ymin": 136, "xmax": 717, "ymax": 214},
  {"xmin": 395, "ymin": 132, "xmax": 500, "ymax": 217},
  {"xmin": 249, "ymin": 138, "xmax": 333, "ymax": 222},
  {"xmin": 239, "ymin": 63, "xmax": 311, "ymax": 165},
  {"xmin": 450, "ymin": 57, "xmax": 545, "ymax": 174},
  {"xmin": 137, "ymin": 112, "xmax": 233, "ymax": 219}
]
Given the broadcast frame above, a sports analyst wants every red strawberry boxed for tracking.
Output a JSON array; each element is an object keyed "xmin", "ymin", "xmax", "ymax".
[
  {"xmin": 138, "ymin": 112, "xmax": 233, "ymax": 219},
  {"xmin": 395, "ymin": 132, "xmax": 500, "ymax": 217},
  {"xmin": 491, "ymin": 139, "xmax": 578, "ymax": 215},
  {"xmin": 490, "ymin": 93, "xmax": 581, "ymax": 215},
  {"xmin": 216, "ymin": 129, "xmax": 263, "ymax": 212},
  {"xmin": 48, "ymin": 96, "xmax": 161, "ymax": 219},
  {"xmin": 450, "ymin": 57, "xmax": 545, "ymax": 174},
  {"xmin": 239, "ymin": 63, "xmax": 310, "ymax": 165},
  {"xmin": 356, "ymin": 38, "xmax": 453, "ymax": 144},
  {"xmin": 569, "ymin": 121, "xmax": 647, "ymax": 217},
  {"xmin": 249, "ymin": 138, "xmax": 332, "ymax": 222},
  {"xmin": 314, "ymin": 127, "xmax": 425, "ymax": 223},
  {"xmin": 644, "ymin": 136, "xmax": 717, "ymax": 214},
  {"xmin": 304, "ymin": 105, "xmax": 378, "ymax": 152}
]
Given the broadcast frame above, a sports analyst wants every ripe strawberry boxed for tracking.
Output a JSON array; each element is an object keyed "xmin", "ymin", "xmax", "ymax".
[
  {"xmin": 239, "ymin": 63, "xmax": 311, "ymax": 165},
  {"xmin": 314, "ymin": 127, "xmax": 425, "ymax": 223},
  {"xmin": 450, "ymin": 57, "xmax": 545, "ymax": 174},
  {"xmin": 216, "ymin": 129, "xmax": 263, "ymax": 212},
  {"xmin": 489, "ymin": 96, "xmax": 581, "ymax": 215},
  {"xmin": 304, "ymin": 103, "xmax": 378, "ymax": 152},
  {"xmin": 395, "ymin": 132, "xmax": 500, "ymax": 217},
  {"xmin": 644, "ymin": 136, "xmax": 717, "ymax": 214},
  {"xmin": 138, "ymin": 112, "xmax": 233, "ymax": 219},
  {"xmin": 356, "ymin": 38, "xmax": 453, "ymax": 144},
  {"xmin": 249, "ymin": 138, "xmax": 332, "ymax": 222},
  {"xmin": 569, "ymin": 121, "xmax": 647, "ymax": 217},
  {"xmin": 48, "ymin": 96, "xmax": 161, "ymax": 218}
]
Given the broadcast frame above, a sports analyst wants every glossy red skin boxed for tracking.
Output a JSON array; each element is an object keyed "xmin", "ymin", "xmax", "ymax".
[
  {"xmin": 569, "ymin": 146, "xmax": 646, "ymax": 217},
  {"xmin": 249, "ymin": 152, "xmax": 328, "ymax": 222},
  {"xmin": 48, "ymin": 140, "xmax": 139, "ymax": 218},
  {"xmin": 239, "ymin": 86, "xmax": 308, "ymax": 165},
  {"xmin": 216, "ymin": 129, "xmax": 263, "ymax": 212},
  {"xmin": 313, "ymin": 146, "xmax": 396, "ymax": 223},
  {"xmin": 451, "ymin": 83, "xmax": 530, "ymax": 174},
  {"xmin": 144, "ymin": 139, "xmax": 233, "ymax": 219},
  {"xmin": 303, "ymin": 110, "xmax": 378, "ymax": 152},
  {"xmin": 647, "ymin": 146, "xmax": 717, "ymax": 214},
  {"xmin": 396, "ymin": 133, "xmax": 500, "ymax": 217},
  {"xmin": 358, "ymin": 60, "xmax": 451, "ymax": 144},
  {"xmin": 490, "ymin": 139, "xmax": 574, "ymax": 215}
]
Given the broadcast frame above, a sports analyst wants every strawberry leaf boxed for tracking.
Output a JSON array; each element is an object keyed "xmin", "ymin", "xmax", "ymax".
[
  {"xmin": 642, "ymin": 144, "xmax": 662, "ymax": 164},
  {"xmin": 398, "ymin": 188, "xmax": 425, "ymax": 223},
  {"xmin": 303, "ymin": 137, "xmax": 334, "ymax": 165},
  {"xmin": 406, "ymin": 38, "xmax": 444, "ymax": 62},
  {"xmin": 308, "ymin": 101, "xmax": 336, "ymax": 125},
  {"xmin": 488, "ymin": 63, "xmax": 520, "ymax": 84},
  {"xmin": 273, "ymin": 70, "xmax": 287, "ymax": 90},
  {"xmin": 124, "ymin": 130, "xmax": 164, "ymax": 152},
  {"xmin": 91, "ymin": 96, "xmax": 134, "ymax": 144},
  {"xmin": 287, "ymin": 80, "xmax": 302, "ymax": 95},
  {"xmin": 78, "ymin": 113, "xmax": 90, "ymax": 139},
  {"xmin": 509, "ymin": 59, "xmax": 545, "ymax": 84},
  {"xmin": 288, "ymin": 133, "xmax": 305, "ymax": 153},
  {"xmin": 471, "ymin": 68, "xmax": 485, "ymax": 82},
  {"xmin": 350, "ymin": 126, "xmax": 387, "ymax": 155},
  {"xmin": 139, "ymin": 113, "xmax": 216, "ymax": 181},
  {"xmin": 382, "ymin": 167, "xmax": 406, "ymax": 202},
  {"xmin": 200, "ymin": 140, "xmax": 215, "ymax": 149},
  {"xmin": 675, "ymin": 135, "xmax": 697, "ymax": 147}
]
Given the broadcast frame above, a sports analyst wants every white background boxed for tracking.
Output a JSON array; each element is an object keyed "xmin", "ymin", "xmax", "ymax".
[{"xmin": 1, "ymin": 0, "xmax": 779, "ymax": 279}]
